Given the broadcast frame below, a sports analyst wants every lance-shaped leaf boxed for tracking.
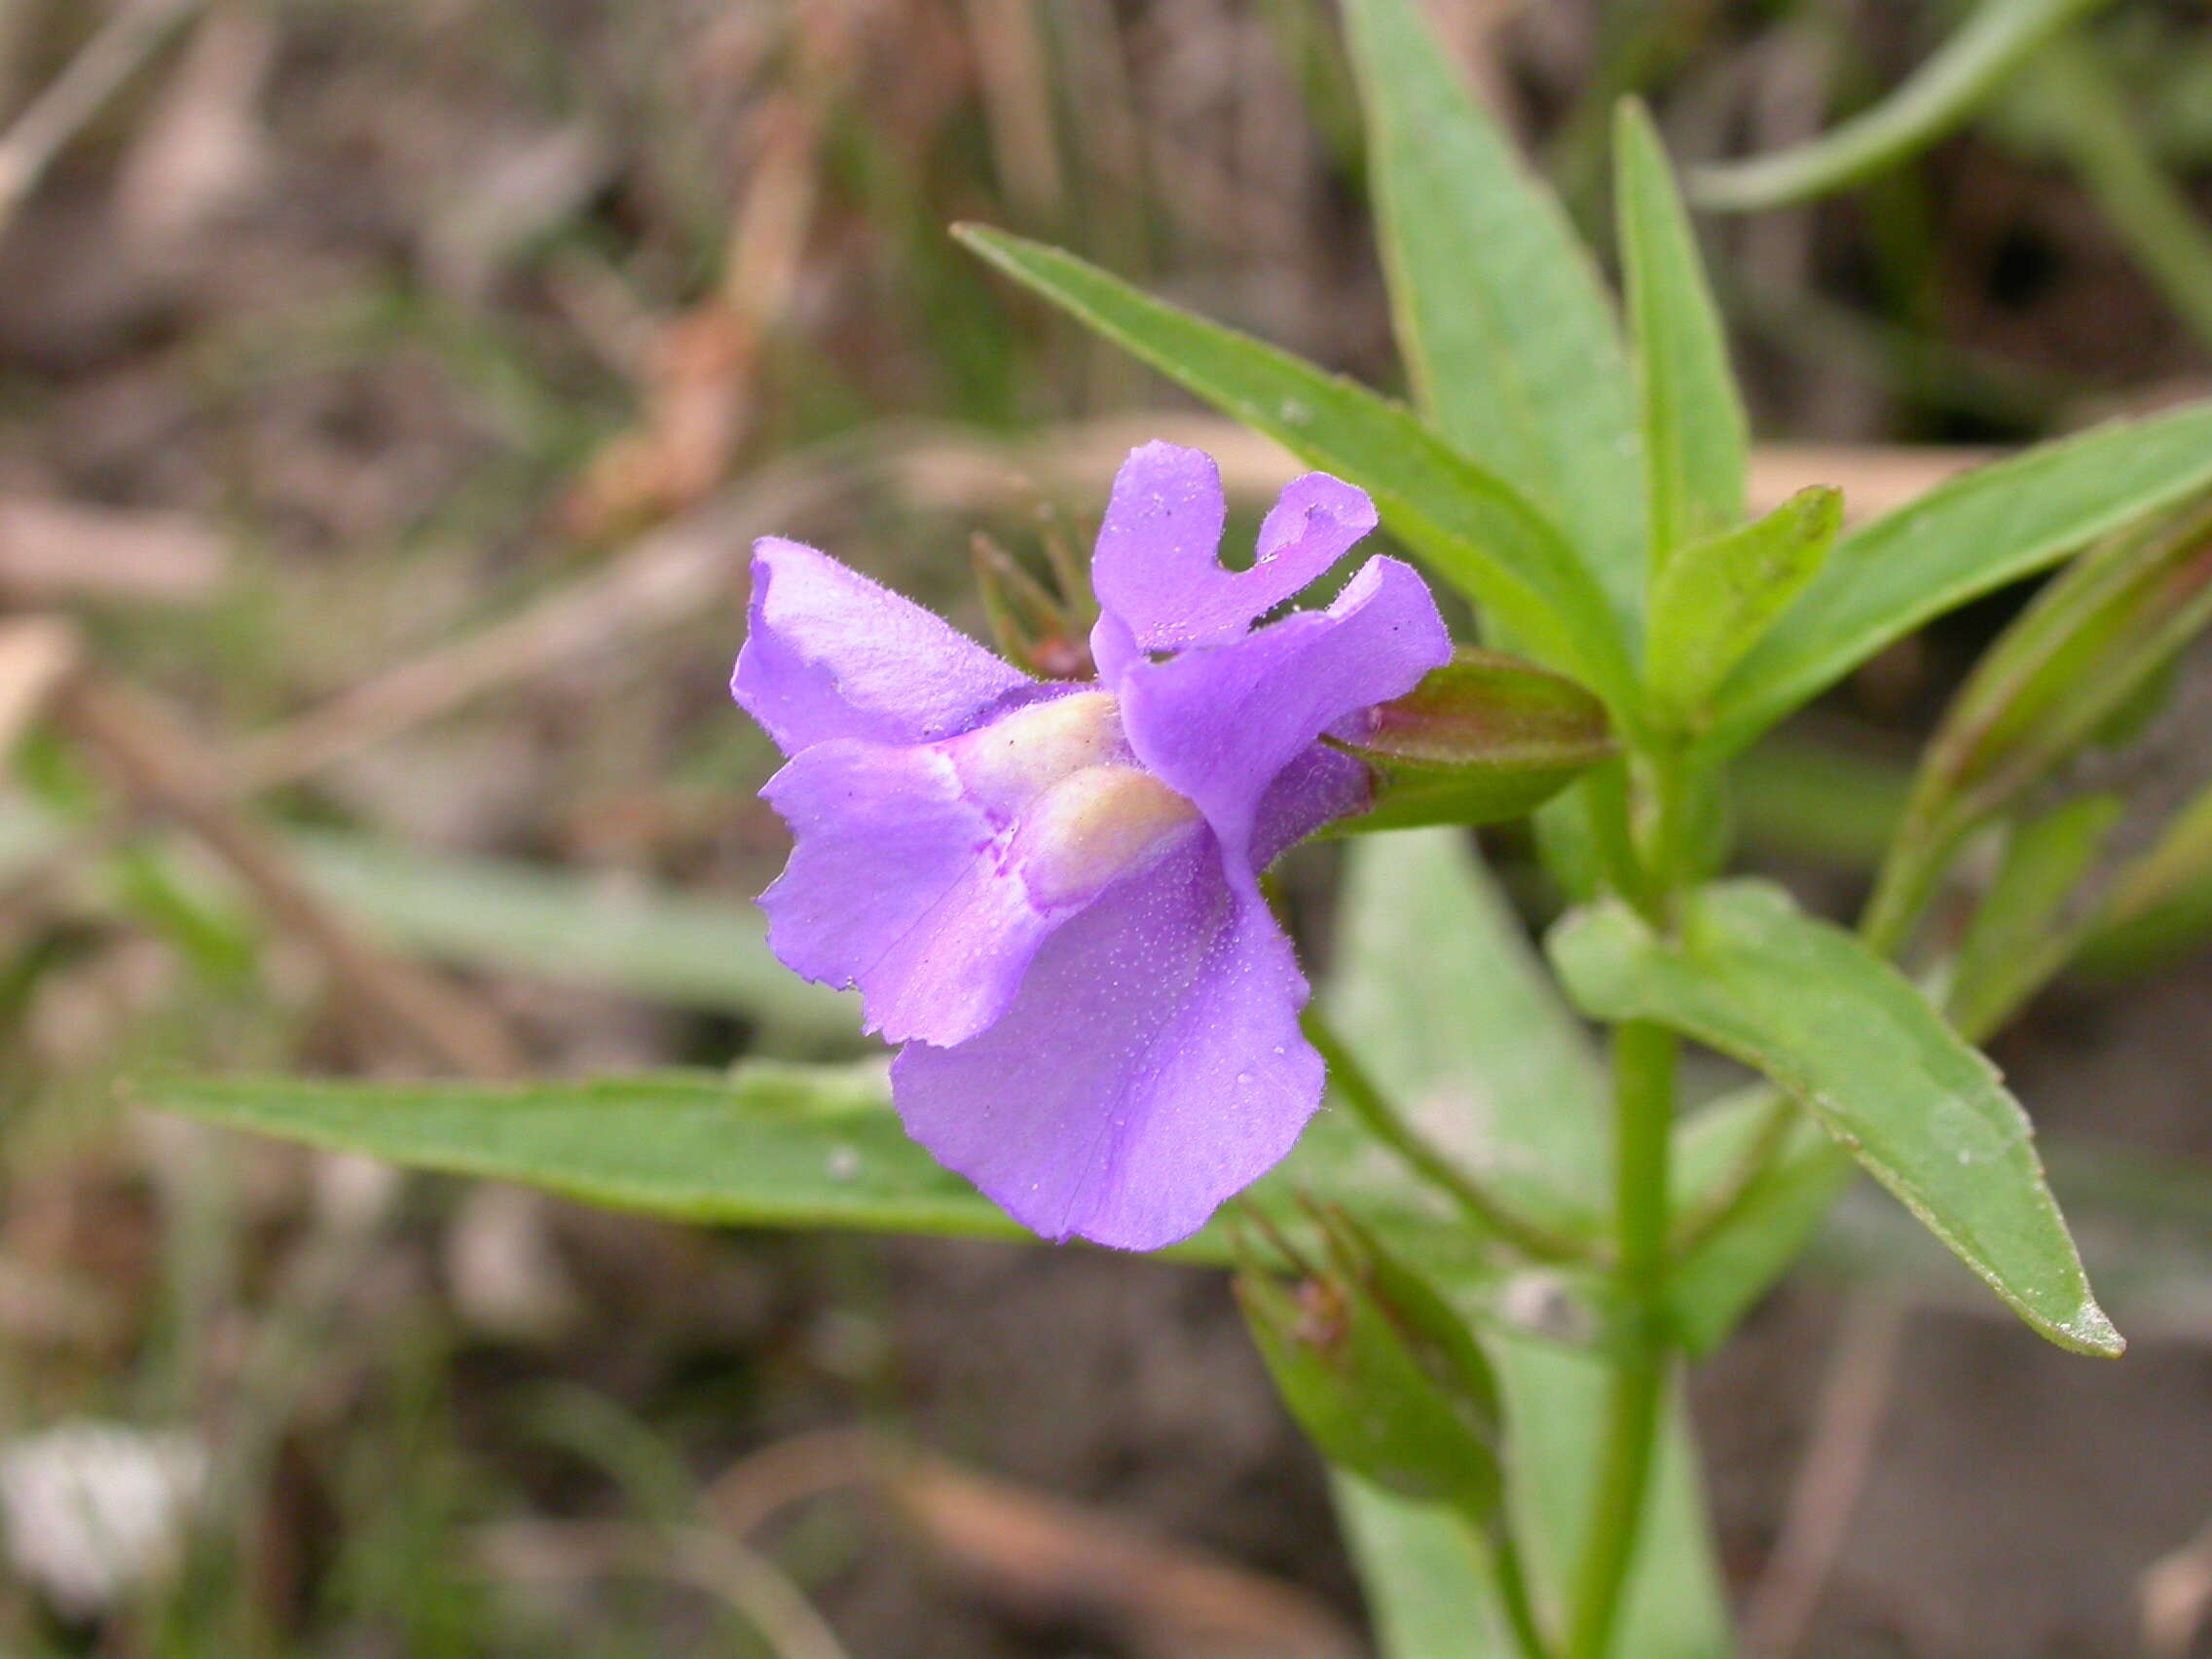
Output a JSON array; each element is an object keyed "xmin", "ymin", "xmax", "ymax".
[
  {"xmin": 1646, "ymin": 486, "xmax": 1840, "ymax": 722},
  {"xmin": 1330, "ymin": 1477, "xmax": 1503, "ymax": 1659},
  {"xmin": 139, "ymin": 1065, "xmax": 1469, "ymax": 1269},
  {"xmin": 1709, "ymin": 400, "xmax": 2212, "ymax": 754},
  {"xmin": 1916, "ymin": 492, "xmax": 2212, "ymax": 830},
  {"xmin": 1329, "ymin": 648, "xmax": 1613, "ymax": 833},
  {"xmin": 1946, "ymin": 794, "xmax": 2124, "ymax": 1041},
  {"xmin": 1342, "ymin": 0, "xmax": 1644, "ymax": 613},
  {"xmin": 1549, "ymin": 879, "xmax": 2122, "ymax": 1356},
  {"xmin": 1616, "ymin": 99, "xmax": 1749, "ymax": 563},
  {"xmin": 1690, "ymin": 0, "xmax": 2118, "ymax": 212},
  {"xmin": 953, "ymin": 225, "xmax": 1640, "ymax": 713},
  {"xmin": 2080, "ymin": 783, "xmax": 2212, "ymax": 974},
  {"xmin": 1864, "ymin": 490, "xmax": 2212, "ymax": 945}
]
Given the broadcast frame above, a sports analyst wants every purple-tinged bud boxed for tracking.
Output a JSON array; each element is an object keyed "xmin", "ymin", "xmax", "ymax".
[{"xmin": 1328, "ymin": 648, "xmax": 1613, "ymax": 833}]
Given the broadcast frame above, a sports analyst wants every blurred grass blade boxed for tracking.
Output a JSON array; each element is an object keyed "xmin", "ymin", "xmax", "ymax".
[
  {"xmin": 2079, "ymin": 784, "xmax": 2212, "ymax": 975},
  {"xmin": 0, "ymin": 798, "xmax": 863, "ymax": 1043},
  {"xmin": 1861, "ymin": 489, "xmax": 2212, "ymax": 949},
  {"xmin": 1616, "ymin": 99, "xmax": 1749, "ymax": 563},
  {"xmin": 1690, "ymin": 0, "xmax": 2116, "ymax": 212},
  {"xmin": 1946, "ymin": 794, "xmax": 2123, "ymax": 1040},
  {"xmin": 1323, "ymin": 830, "xmax": 1731, "ymax": 1654},
  {"xmin": 1550, "ymin": 879, "xmax": 2122, "ymax": 1356},
  {"xmin": 2027, "ymin": 38, "xmax": 2212, "ymax": 355},
  {"xmin": 1342, "ymin": 0, "xmax": 1645, "ymax": 613},
  {"xmin": 1728, "ymin": 736, "xmax": 1911, "ymax": 870},
  {"xmin": 954, "ymin": 224, "xmax": 1640, "ymax": 711},
  {"xmin": 288, "ymin": 830, "xmax": 860, "ymax": 1045},
  {"xmin": 1708, "ymin": 400, "xmax": 2212, "ymax": 754},
  {"xmin": 1647, "ymin": 488, "xmax": 1840, "ymax": 722}
]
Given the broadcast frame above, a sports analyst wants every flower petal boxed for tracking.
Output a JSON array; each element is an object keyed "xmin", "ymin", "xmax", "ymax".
[
  {"xmin": 758, "ymin": 739, "xmax": 1047, "ymax": 1046},
  {"xmin": 757, "ymin": 692, "xmax": 1205, "ymax": 1048},
  {"xmin": 1089, "ymin": 443, "xmax": 1378, "ymax": 659},
  {"xmin": 733, "ymin": 536, "xmax": 1032, "ymax": 755},
  {"xmin": 1115, "ymin": 554, "xmax": 1451, "ymax": 872},
  {"xmin": 891, "ymin": 833, "xmax": 1320, "ymax": 1250},
  {"xmin": 1253, "ymin": 745, "xmax": 1373, "ymax": 866}
]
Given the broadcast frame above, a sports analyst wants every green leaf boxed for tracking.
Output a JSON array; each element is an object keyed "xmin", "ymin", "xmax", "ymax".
[
  {"xmin": 1947, "ymin": 794, "xmax": 2123, "ymax": 1040},
  {"xmin": 1323, "ymin": 832, "xmax": 1731, "ymax": 1657},
  {"xmin": 1646, "ymin": 488, "xmax": 1840, "ymax": 721},
  {"xmin": 286, "ymin": 830, "xmax": 860, "ymax": 1045},
  {"xmin": 2080, "ymin": 781, "xmax": 2212, "ymax": 975},
  {"xmin": 1550, "ymin": 879, "xmax": 2123, "ymax": 1356},
  {"xmin": 1331, "ymin": 648, "xmax": 1614, "ymax": 834},
  {"xmin": 1816, "ymin": 1138, "xmax": 2212, "ymax": 1343},
  {"xmin": 1328, "ymin": 830, "xmax": 1608, "ymax": 1224},
  {"xmin": 1859, "ymin": 488, "xmax": 2212, "ymax": 955},
  {"xmin": 1331, "ymin": 1477, "xmax": 1505, "ymax": 1659},
  {"xmin": 147, "ymin": 1065, "xmax": 1016, "ymax": 1237},
  {"xmin": 140, "ymin": 1063, "xmax": 1470, "ymax": 1271},
  {"xmin": 1616, "ymin": 100, "xmax": 1749, "ymax": 562},
  {"xmin": 1728, "ymin": 735, "xmax": 1911, "ymax": 870},
  {"xmin": 953, "ymin": 225, "xmax": 1639, "ymax": 712},
  {"xmin": 1498, "ymin": 1340, "xmax": 1730, "ymax": 1659},
  {"xmin": 1342, "ymin": 0, "xmax": 1645, "ymax": 613},
  {"xmin": 1689, "ymin": 0, "xmax": 2118, "ymax": 212},
  {"xmin": 1904, "ymin": 490, "xmax": 2212, "ymax": 838},
  {"xmin": 1709, "ymin": 400, "xmax": 2212, "ymax": 754},
  {"xmin": 1671, "ymin": 1092, "xmax": 1856, "ymax": 1354}
]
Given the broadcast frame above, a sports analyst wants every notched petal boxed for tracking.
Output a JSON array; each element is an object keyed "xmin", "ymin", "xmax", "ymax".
[
  {"xmin": 1116, "ymin": 554, "xmax": 1453, "ymax": 870},
  {"xmin": 1089, "ymin": 443, "xmax": 1380, "ymax": 665}
]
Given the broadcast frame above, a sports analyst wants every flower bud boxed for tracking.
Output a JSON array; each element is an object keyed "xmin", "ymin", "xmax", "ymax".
[
  {"xmin": 1235, "ymin": 1206, "xmax": 1504, "ymax": 1518},
  {"xmin": 1329, "ymin": 648, "xmax": 1613, "ymax": 833}
]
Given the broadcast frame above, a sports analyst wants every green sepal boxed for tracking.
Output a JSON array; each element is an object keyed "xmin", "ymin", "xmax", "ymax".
[
  {"xmin": 1328, "ymin": 648, "xmax": 1614, "ymax": 834},
  {"xmin": 1236, "ymin": 1206, "xmax": 1505, "ymax": 1520}
]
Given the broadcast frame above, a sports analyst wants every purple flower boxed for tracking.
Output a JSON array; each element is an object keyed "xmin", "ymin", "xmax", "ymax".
[{"xmin": 733, "ymin": 441, "xmax": 1451, "ymax": 1249}]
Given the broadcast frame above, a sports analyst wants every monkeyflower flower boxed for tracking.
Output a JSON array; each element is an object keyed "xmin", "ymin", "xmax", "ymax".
[{"xmin": 733, "ymin": 442, "xmax": 1450, "ymax": 1249}]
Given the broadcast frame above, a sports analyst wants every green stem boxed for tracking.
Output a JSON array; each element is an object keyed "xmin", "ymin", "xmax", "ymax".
[
  {"xmin": 1489, "ymin": 1515, "xmax": 1559, "ymax": 1659},
  {"xmin": 1306, "ymin": 1014, "xmax": 1591, "ymax": 1265},
  {"xmin": 1566, "ymin": 1019, "xmax": 1677, "ymax": 1659}
]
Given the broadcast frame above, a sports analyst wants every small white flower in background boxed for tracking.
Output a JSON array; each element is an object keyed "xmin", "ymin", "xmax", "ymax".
[{"xmin": 0, "ymin": 1421, "xmax": 208, "ymax": 1617}]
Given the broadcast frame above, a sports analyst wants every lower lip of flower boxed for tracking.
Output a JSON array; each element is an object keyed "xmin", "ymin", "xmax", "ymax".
[
  {"xmin": 952, "ymin": 689, "xmax": 1202, "ymax": 907},
  {"xmin": 1014, "ymin": 763, "xmax": 1201, "ymax": 906}
]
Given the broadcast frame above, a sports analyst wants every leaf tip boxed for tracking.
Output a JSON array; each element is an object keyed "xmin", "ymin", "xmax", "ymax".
[{"xmin": 2061, "ymin": 1299, "xmax": 2126, "ymax": 1359}]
